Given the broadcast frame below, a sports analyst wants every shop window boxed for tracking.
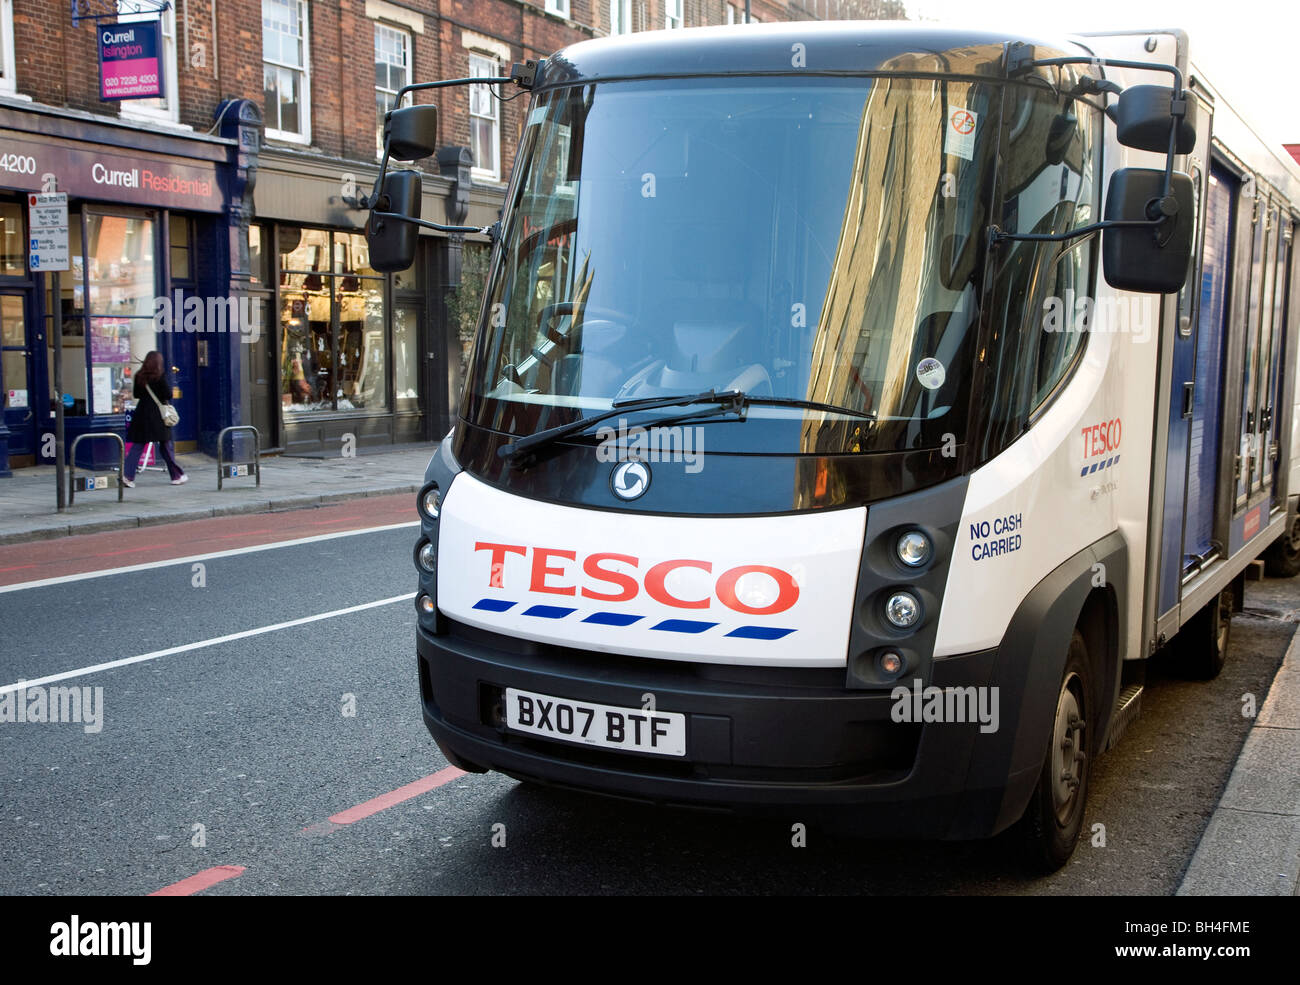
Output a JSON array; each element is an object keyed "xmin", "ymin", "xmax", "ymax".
[
  {"xmin": 169, "ymin": 215, "xmax": 191, "ymax": 281},
  {"xmin": 85, "ymin": 213, "xmax": 157, "ymax": 416},
  {"xmin": 263, "ymin": 0, "xmax": 311, "ymax": 143},
  {"xmin": 0, "ymin": 200, "xmax": 23, "ymax": 276},
  {"xmin": 116, "ymin": 3, "xmax": 180, "ymax": 125},
  {"xmin": 278, "ymin": 227, "xmax": 387, "ymax": 415},
  {"xmin": 610, "ymin": 0, "xmax": 630, "ymax": 34},
  {"xmin": 665, "ymin": 0, "xmax": 683, "ymax": 29},
  {"xmin": 468, "ymin": 52, "xmax": 500, "ymax": 181},
  {"xmin": 374, "ymin": 22, "xmax": 411, "ymax": 160},
  {"xmin": 0, "ymin": 0, "xmax": 15, "ymax": 95},
  {"xmin": 249, "ymin": 224, "xmax": 271, "ymax": 287}
]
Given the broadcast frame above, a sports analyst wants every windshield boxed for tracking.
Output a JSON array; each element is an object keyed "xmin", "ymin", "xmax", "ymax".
[{"xmin": 464, "ymin": 75, "xmax": 999, "ymax": 454}]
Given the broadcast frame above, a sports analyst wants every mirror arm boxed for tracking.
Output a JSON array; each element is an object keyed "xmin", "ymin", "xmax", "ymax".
[
  {"xmin": 990, "ymin": 216, "xmax": 1159, "ymax": 246},
  {"xmin": 370, "ymin": 210, "xmax": 492, "ymax": 237}
]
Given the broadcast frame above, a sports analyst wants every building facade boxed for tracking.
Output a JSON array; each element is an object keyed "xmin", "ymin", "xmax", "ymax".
[{"xmin": 0, "ymin": 0, "xmax": 899, "ymax": 468}]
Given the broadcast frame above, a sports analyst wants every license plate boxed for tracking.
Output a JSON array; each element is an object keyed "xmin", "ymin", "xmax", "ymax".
[{"xmin": 504, "ymin": 687, "xmax": 686, "ymax": 757}]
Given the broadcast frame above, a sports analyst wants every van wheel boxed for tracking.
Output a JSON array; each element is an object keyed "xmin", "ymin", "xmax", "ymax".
[
  {"xmin": 1180, "ymin": 586, "xmax": 1233, "ymax": 680},
  {"xmin": 1265, "ymin": 516, "xmax": 1300, "ymax": 577},
  {"xmin": 1018, "ymin": 631, "xmax": 1092, "ymax": 874}
]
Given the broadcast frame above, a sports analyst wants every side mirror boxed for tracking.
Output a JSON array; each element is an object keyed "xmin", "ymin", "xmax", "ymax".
[
  {"xmin": 385, "ymin": 104, "xmax": 439, "ymax": 161},
  {"xmin": 1102, "ymin": 168, "xmax": 1194, "ymax": 294},
  {"xmin": 1113, "ymin": 86, "xmax": 1196, "ymax": 154},
  {"xmin": 366, "ymin": 170, "xmax": 422, "ymax": 272}
]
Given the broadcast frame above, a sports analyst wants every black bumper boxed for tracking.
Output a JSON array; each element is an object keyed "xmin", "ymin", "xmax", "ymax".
[{"xmin": 418, "ymin": 621, "xmax": 1037, "ymax": 839}]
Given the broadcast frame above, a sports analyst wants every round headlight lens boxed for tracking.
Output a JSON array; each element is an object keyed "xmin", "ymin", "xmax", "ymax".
[
  {"xmin": 884, "ymin": 591, "xmax": 921, "ymax": 629},
  {"xmin": 878, "ymin": 651, "xmax": 904, "ymax": 675},
  {"xmin": 420, "ymin": 486, "xmax": 441, "ymax": 521},
  {"xmin": 418, "ymin": 541, "xmax": 436, "ymax": 573},
  {"xmin": 896, "ymin": 530, "xmax": 932, "ymax": 567},
  {"xmin": 418, "ymin": 595, "xmax": 436, "ymax": 615}
]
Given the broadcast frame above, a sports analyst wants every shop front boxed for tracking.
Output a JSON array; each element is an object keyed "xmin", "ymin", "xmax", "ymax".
[
  {"xmin": 0, "ymin": 102, "xmax": 245, "ymax": 467},
  {"xmin": 253, "ymin": 147, "xmax": 500, "ymax": 456}
]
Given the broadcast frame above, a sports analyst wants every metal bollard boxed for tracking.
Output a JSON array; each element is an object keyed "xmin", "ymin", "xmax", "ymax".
[
  {"xmin": 68, "ymin": 432, "xmax": 125, "ymax": 506},
  {"xmin": 217, "ymin": 425, "xmax": 262, "ymax": 490}
]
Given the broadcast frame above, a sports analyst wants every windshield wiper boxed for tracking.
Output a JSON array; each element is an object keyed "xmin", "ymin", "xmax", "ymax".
[
  {"xmin": 736, "ymin": 395, "xmax": 877, "ymax": 421},
  {"xmin": 498, "ymin": 389, "xmax": 746, "ymax": 468}
]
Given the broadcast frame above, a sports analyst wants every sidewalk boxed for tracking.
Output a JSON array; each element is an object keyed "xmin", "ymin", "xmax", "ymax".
[
  {"xmin": 1179, "ymin": 615, "xmax": 1300, "ymax": 896},
  {"xmin": 0, "ymin": 444, "xmax": 436, "ymax": 545}
]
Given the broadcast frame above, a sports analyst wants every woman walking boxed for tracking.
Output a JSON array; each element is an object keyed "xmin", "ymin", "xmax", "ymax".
[{"xmin": 123, "ymin": 351, "xmax": 188, "ymax": 487}]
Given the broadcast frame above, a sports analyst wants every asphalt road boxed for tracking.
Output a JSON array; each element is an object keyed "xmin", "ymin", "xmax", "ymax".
[{"xmin": 0, "ymin": 517, "xmax": 1294, "ymax": 896}]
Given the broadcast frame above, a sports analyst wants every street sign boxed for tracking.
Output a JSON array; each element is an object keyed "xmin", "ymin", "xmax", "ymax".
[{"xmin": 28, "ymin": 192, "xmax": 70, "ymax": 272}]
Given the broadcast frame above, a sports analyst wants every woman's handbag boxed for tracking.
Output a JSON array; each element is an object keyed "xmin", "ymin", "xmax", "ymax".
[{"xmin": 146, "ymin": 383, "xmax": 180, "ymax": 428}]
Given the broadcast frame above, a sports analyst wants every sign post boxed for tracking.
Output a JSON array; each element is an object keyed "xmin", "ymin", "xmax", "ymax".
[{"xmin": 29, "ymin": 191, "xmax": 70, "ymax": 510}]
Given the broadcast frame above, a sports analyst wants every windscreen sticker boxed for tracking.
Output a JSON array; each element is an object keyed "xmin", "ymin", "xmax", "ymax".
[
  {"xmin": 916, "ymin": 357, "xmax": 946, "ymax": 390},
  {"xmin": 526, "ymin": 106, "xmax": 548, "ymax": 127},
  {"xmin": 945, "ymin": 107, "xmax": 978, "ymax": 161}
]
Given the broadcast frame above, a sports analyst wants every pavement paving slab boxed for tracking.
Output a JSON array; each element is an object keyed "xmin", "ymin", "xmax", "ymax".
[{"xmin": 0, "ymin": 445, "xmax": 437, "ymax": 546}]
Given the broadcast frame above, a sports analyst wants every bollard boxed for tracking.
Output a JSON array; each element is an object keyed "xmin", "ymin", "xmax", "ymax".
[
  {"xmin": 68, "ymin": 432, "xmax": 125, "ymax": 506},
  {"xmin": 217, "ymin": 426, "xmax": 262, "ymax": 490}
]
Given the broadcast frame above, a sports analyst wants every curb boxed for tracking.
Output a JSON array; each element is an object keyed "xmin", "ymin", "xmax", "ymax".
[
  {"xmin": 0, "ymin": 484, "xmax": 422, "ymax": 547},
  {"xmin": 1177, "ymin": 622, "xmax": 1300, "ymax": 896}
]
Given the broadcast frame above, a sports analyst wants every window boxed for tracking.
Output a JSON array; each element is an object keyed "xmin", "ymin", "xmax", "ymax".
[
  {"xmin": 279, "ymin": 228, "xmax": 387, "ymax": 414},
  {"xmin": 469, "ymin": 52, "xmax": 500, "ymax": 181},
  {"xmin": 0, "ymin": 0, "xmax": 15, "ymax": 95},
  {"xmin": 610, "ymin": 0, "xmax": 631, "ymax": 34},
  {"xmin": 545, "ymin": 0, "xmax": 570, "ymax": 17},
  {"xmin": 263, "ymin": 0, "xmax": 310, "ymax": 142},
  {"xmin": 84, "ymin": 212, "xmax": 158, "ymax": 417},
  {"xmin": 726, "ymin": 4, "xmax": 737, "ymax": 24},
  {"xmin": 665, "ymin": 0, "xmax": 683, "ymax": 29},
  {"xmin": 0, "ymin": 200, "xmax": 23, "ymax": 275},
  {"xmin": 116, "ymin": 4, "xmax": 179, "ymax": 124},
  {"xmin": 374, "ymin": 22, "xmax": 411, "ymax": 159},
  {"xmin": 981, "ymin": 79, "xmax": 1102, "ymax": 455}
]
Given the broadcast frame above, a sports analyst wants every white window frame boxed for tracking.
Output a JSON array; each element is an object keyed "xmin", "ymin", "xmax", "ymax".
[
  {"xmin": 263, "ymin": 0, "xmax": 312, "ymax": 144},
  {"xmin": 0, "ymin": 0, "xmax": 15, "ymax": 96},
  {"xmin": 665, "ymin": 0, "xmax": 683, "ymax": 30},
  {"xmin": 545, "ymin": 0, "xmax": 570, "ymax": 18},
  {"xmin": 373, "ymin": 21, "xmax": 411, "ymax": 160},
  {"xmin": 610, "ymin": 0, "xmax": 631, "ymax": 35},
  {"xmin": 116, "ymin": 4, "xmax": 181, "ymax": 125},
  {"xmin": 468, "ymin": 51, "xmax": 500, "ymax": 182}
]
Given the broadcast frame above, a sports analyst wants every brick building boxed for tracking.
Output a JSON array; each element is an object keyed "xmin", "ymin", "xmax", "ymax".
[{"xmin": 0, "ymin": 0, "xmax": 902, "ymax": 467}]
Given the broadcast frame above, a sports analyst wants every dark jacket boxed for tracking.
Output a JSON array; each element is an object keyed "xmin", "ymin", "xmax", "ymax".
[{"xmin": 127, "ymin": 373, "xmax": 174, "ymax": 443}]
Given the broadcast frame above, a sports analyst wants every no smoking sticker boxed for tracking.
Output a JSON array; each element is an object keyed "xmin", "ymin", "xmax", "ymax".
[{"xmin": 945, "ymin": 106, "xmax": 978, "ymax": 161}]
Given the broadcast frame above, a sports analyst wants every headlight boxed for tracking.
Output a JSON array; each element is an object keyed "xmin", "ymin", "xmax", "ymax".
[
  {"xmin": 884, "ymin": 591, "xmax": 921, "ymax": 629},
  {"xmin": 419, "ymin": 484, "xmax": 441, "ymax": 521},
  {"xmin": 896, "ymin": 530, "xmax": 932, "ymax": 568},
  {"xmin": 418, "ymin": 595, "xmax": 436, "ymax": 615},
  {"xmin": 878, "ymin": 651, "xmax": 904, "ymax": 675},
  {"xmin": 417, "ymin": 541, "xmax": 436, "ymax": 573}
]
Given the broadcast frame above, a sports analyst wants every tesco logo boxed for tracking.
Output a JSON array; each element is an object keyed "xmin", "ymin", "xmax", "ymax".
[
  {"xmin": 474, "ymin": 542, "xmax": 801, "ymax": 616},
  {"xmin": 1081, "ymin": 418, "xmax": 1121, "ymax": 459}
]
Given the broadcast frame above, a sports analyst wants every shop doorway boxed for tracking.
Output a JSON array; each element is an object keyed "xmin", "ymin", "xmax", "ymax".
[{"xmin": 1, "ymin": 291, "xmax": 36, "ymax": 462}]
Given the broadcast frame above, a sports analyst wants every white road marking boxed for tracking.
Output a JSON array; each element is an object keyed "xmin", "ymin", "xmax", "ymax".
[
  {"xmin": 0, "ymin": 592, "xmax": 417, "ymax": 695},
  {"xmin": 0, "ymin": 521, "xmax": 420, "ymax": 595}
]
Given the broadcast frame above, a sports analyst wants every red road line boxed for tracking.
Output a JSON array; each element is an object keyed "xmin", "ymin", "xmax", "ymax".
[
  {"xmin": 148, "ymin": 864, "xmax": 246, "ymax": 897},
  {"xmin": 0, "ymin": 564, "xmax": 36, "ymax": 573},
  {"xmin": 321, "ymin": 767, "xmax": 465, "ymax": 828}
]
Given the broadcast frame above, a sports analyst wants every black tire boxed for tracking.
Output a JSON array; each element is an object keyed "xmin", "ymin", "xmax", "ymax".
[
  {"xmin": 1017, "ymin": 630, "xmax": 1093, "ymax": 874},
  {"xmin": 1178, "ymin": 585, "xmax": 1233, "ymax": 680},
  {"xmin": 1264, "ymin": 515, "xmax": 1300, "ymax": 578}
]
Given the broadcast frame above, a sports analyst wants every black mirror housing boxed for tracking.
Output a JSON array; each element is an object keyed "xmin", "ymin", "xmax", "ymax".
[
  {"xmin": 1102, "ymin": 167, "xmax": 1194, "ymax": 294},
  {"xmin": 385, "ymin": 104, "xmax": 439, "ymax": 161},
  {"xmin": 1114, "ymin": 85, "xmax": 1196, "ymax": 154},
  {"xmin": 366, "ymin": 170, "xmax": 422, "ymax": 272}
]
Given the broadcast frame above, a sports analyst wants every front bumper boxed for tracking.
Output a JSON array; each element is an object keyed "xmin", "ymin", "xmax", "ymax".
[{"xmin": 418, "ymin": 620, "xmax": 1039, "ymax": 839}]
